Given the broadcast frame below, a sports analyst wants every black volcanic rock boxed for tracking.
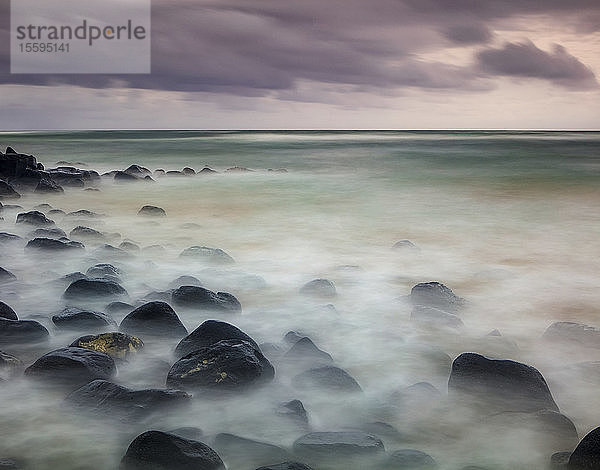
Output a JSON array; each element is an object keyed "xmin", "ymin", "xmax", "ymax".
[
  {"xmin": 64, "ymin": 278, "xmax": 128, "ymax": 300},
  {"xmin": 25, "ymin": 237, "xmax": 84, "ymax": 252},
  {"xmin": 385, "ymin": 449, "xmax": 437, "ymax": 469},
  {"xmin": 0, "ymin": 180, "xmax": 20, "ymax": 199},
  {"xmin": 0, "ymin": 302, "xmax": 17, "ymax": 320},
  {"xmin": 0, "ymin": 318, "xmax": 49, "ymax": 344},
  {"xmin": 0, "ymin": 267, "xmax": 16, "ymax": 283},
  {"xmin": 29, "ymin": 227, "xmax": 67, "ymax": 239},
  {"xmin": 70, "ymin": 226, "xmax": 106, "ymax": 241},
  {"xmin": 52, "ymin": 307, "xmax": 116, "ymax": 330},
  {"xmin": 124, "ymin": 165, "xmax": 151, "ymax": 177},
  {"xmin": 213, "ymin": 433, "xmax": 289, "ymax": 468},
  {"xmin": 569, "ymin": 426, "xmax": 600, "ymax": 469},
  {"xmin": 114, "ymin": 171, "xmax": 139, "ymax": 182},
  {"xmin": 174, "ymin": 320, "xmax": 259, "ymax": 359},
  {"xmin": 138, "ymin": 205, "xmax": 166, "ymax": 217},
  {"xmin": 16, "ymin": 211, "xmax": 54, "ymax": 226},
  {"xmin": 120, "ymin": 301, "xmax": 187, "ymax": 338},
  {"xmin": 410, "ymin": 282, "xmax": 464, "ymax": 312},
  {"xmin": 292, "ymin": 366, "xmax": 362, "ymax": 392},
  {"xmin": 293, "ymin": 431, "xmax": 384, "ymax": 460},
  {"xmin": 35, "ymin": 179, "xmax": 64, "ymax": 193},
  {"xmin": 171, "ymin": 286, "xmax": 241, "ymax": 313}
]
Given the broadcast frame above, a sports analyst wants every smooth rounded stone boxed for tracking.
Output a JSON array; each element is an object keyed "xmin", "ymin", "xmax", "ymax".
[
  {"xmin": 569, "ymin": 427, "xmax": 600, "ymax": 469},
  {"xmin": 32, "ymin": 203, "xmax": 52, "ymax": 211},
  {"xmin": 543, "ymin": 322, "xmax": 600, "ymax": 349},
  {"xmin": 114, "ymin": 171, "xmax": 140, "ymax": 182},
  {"xmin": 199, "ymin": 167, "xmax": 218, "ymax": 174},
  {"xmin": 293, "ymin": 432, "xmax": 384, "ymax": 461},
  {"xmin": 66, "ymin": 209, "xmax": 103, "ymax": 219},
  {"xmin": 299, "ymin": 279, "xmax": 337, "ymax": 298},
  {"xmin": 392, "ymin": 239, "xmax": 420, "ymax": 250},
  {"xmin": 284, "ymin": 337, "xmax": 333, "ymax": 364},
  {"xmin": 550, "ymin": 451, "xmax": 571, "ymax": 468},
  {"xmin": 0, "ymin": 267, "xmax": 16, "ymax": 283},
  {"xmin": 48, "ymin": 209, "xmax": 65, "ymax": 215},
  {"xmin": 410, "ymin": 282, "xmax": 464, "ymax": 312},
  {"xmin": 168, "ymin": 427, "xmax": 203, "ymax": 440},
  {"xmin": 25, "ymin": 237, "xmax": 84, "ymax": 251},
  {"xmin": 86, "ymin": 263, "xmax": 122, "ymax": 280},
  {"xmin": 35, "ymin": 179, "xmax": 63, "ymax": 193},
  {"xmin": 154, "ymin": 169, "xmax": 166, "ymax": 176},
  {"xmin": 169, "ymin": 275, "xmax": 203, "ymax": 289},
  {"xmin": 93, "ymin": 244, "xmax": 132, "ymax": 259},
  {"xmin": 121, "ymin": 430, "xmax": 225, "ymax": 470},
  {"xmin": 120, "ymin": 301, "xmax": 187, "ymax": 338},
  {"xmin": 24, "ymin": 347, "xmax": 116, "ymax": 386},
  {"xmin": 284, "ymin": 331, "xmax": 304, "ymax": 345},
  {"xmin": 0, "ymin": 318, "xmax": 49, "ymax": 344},
  {"xmin": 0, "ymin": 301, "xmax": 17, "ymax": 320},
  {"xmin": 143, "ymin": 290, "xmax": 174, "ymax": 303},
  {"xmin": 138, "ymin": 205, "xmax": 166, "ymax": 217},
  {"xmin": 0, "ymin": 180, "xmax": 20, "ymax": 199},
  {"xmin": 119, "ymin": 241, "xmax": 140, "ymax": 252},
  {"xmin": 213, "ymin": 433, "xmax": 289, "ymax": 467},
  {"xmin": 171, "ymin": 286, "xmax": 241, "ymax": 313},
  {"xmin": 182, "ymin": 167, "xmax": 196, "ymax": 175},
  {"xmin": 64, "ymin": 278, "xmax": 128, "ymax": 300},
  {"xmin": 58, "ymin": 272, "xmax": 87, "ymax": 285},
  {"xmin": 411, "ymin": 305, "xmax": 464, "ymax": 330},
  {"xmin": 29, "ymin": 227, "xmax": 67, "ymax": 239},
  {"xmin": 105, "ymin": 301, "xmax": 134, "ymax": 315},
  {"xmin": 0, "ymin": 233, "xmax": 21, "ymax": 244},
  {"xmin": 70, "ymin": 332, "xmax": 143, "ymax": 360},
  {"xmin": 276, "ymin": 399, "xmax": 308, "ymax": 423},
  {"xmin": 166, "ymin": 170, "xmax": 185, "ymax": 176},
  {"xmin": 16, "ymin": 210, "xmax": 54, "ymax": 226},
  {"xmin": 143, "ymin": 244, "xmax": 166, "ymax": 255},
  {"xmin": 255, "ymin": 462, "xmax": 313, "ymax": 470},
  {"xmin": 70, "ymin": 226, "xmax": 106, "ymax": 241},
  {"xmin": 174, "ymin": 320, "xmax": 259, "ymax": 359},
  {"xmin": 166, "ymin": 339, "xmax": 275, "ymax": 390},
  {"xmin": 0, "ymin": 350, "xmax": 22, "ymax": 379},
  {"xmin": 52, "ymin": 307, "xmax": 116, "ymax": 330},
  {"xmin": 448, "ymin": 352, "xmax": 558, "ymax": 413},
  {"xmin": 179, "ymin": 246, "xmax": 235, "ymax": 265},
  {"xmin": 65, "ymin": 379, "xmax": 190, "ymax": 419},
  {"xmin": 385, "ymin": 449, "xmax": 437, "ymax": 469},
  {"xmin": 124, "ymin": 164, "xmax": 151, "ymax": 177},
  {"xmin": 292, "ymin": 366, "xmax": 362, "ymax": 392}
]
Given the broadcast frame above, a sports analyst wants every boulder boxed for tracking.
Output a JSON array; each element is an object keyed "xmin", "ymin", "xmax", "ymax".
[
  {"xmin": 93, "ymin": 244, "xmax": 132, "ymax": 259},
  {"xmin": 52, "ymin": 307, "xmax": 116, "ymax": 330},
  {"xmin": 0, "ymin": 150, "xmax": 37, "ymax": 179},
  {"xmin": 0, "ymin": 233, "xmax": 21, "ymax": 244},
  {"xmin": 385, "ymin": 449, "xmax": 437, "ymax": 469},
  {"xmin": 86, "ymin": 263, "xmax": 121, "ymax": 281},
  {"xmin": 411, "ymin": 306, "xmax": 464, "ymax": 330},
  {"xmin": 410, "ymin": 282, "xmax": 464, "ymax": 312},
  {"xmin": 276, "ymin": 399, "xmax": 308, "ymax": 423},
  {"xmin": 293, "ymin": 432, "xmax": 384, "ymax": 461},
  {"xmin": 0, "ymin": 301, "xmax": 17, "ymax": 320},
  {"xmin": 25, "ymin": 237, "xmax": 84, "ymax": 251},
  {"xmin": 284, "ymin": 337, "xmax": 333, "ymax": 364},
  {"xmin": 182, "ymin": 167, "xmax": 196, "ymax": 175},
  {"xmin": 138, "ymin": 205, "xmax": 166, "ymax": 217},
  {"xmin": 448, "ymin": 352, "xmax": 558, "ymax": 412},
  {"xmin": 29, "ymin": 227, "xmax": 67, "ymax": 239},
  {"xmin": 169, "ymin": 275, "xmax": 203, "ymax": 289},
  {"xmin": 124, "ymin": 165, "xmax": 151, "ymax": 177},
  {"xmin": 35, "ymin": 179, "xmax": 64, "ymax": 193},
  {"xmin": 543, "ymin": 322, "xmax": 600, "ymax": 349},
  {"xmin": 171, "ymin": 286, "xmax": 241, "ymax": 313},
  {"xmin": 120, "ymin": 301, "xmax": 187, "ymax": 338},
  {"xmin": 65, "ymin": 379, "xmax": 190, "ymax": 419},
  {"xmin": 213, "ymin": 433, "xmax": 289, "ymax": 468},
  {"xmin": 166, "ymin": 339, "xmax": 274, "ymax": 390},
  {"xmin": 0, "ymin": 267, "xmax": 16, "ymax": 283},
  {"xmin": 0, "ymin": 180, "xmax": 20, "ymax": 199},
  {"xmin": 119, "ymin": 241, "xmax": 140, "ymax": 252},
  {"xmin": 300, "ymin": 279, "xmax": 337, "ymax": 298},
  {"xmin": 0, "ymin": 318, "xmax": 49, "ymax": 344},
  {"xmin": 70, "ymin": 226, "xmax": 106, "ymax": 241},
  {"xmin": 120, "ymin": 430, "xmax": 225, "ymax": 470},
  {"xmin": 105, "ymin": 302, "xmax": 134, "ymax": 315},
  {"xmin": 64, "ymin": 278, "xmax": 128, "ymax": 300},
  {"xmin": 392, "ymin": 240, "xmax": 419, "ymax": 250},
  {"xmin": 174, "ymin": 320, "xmax": 259, "ymax": 359},
  {"xmin": 70, "ymin": 332, "xmax": 143, "ymax": 360},
  {"xmin": 569, "ymin": 426, "xmax": 600, "ymax": 469},
  {"xmin": 24, "ymin": 347, "xmax": 116, "ymax": 386},
  {"xmin": 199, "ymin": 167, "xmax": 218, "ymax": 174},
  {"xmin": 16, "ymin": 211, "xmax": 54, "ymax": 226},
  {"xmin": 255, "ymin": 464, "xmax": 313, "ymax": 470},
  {"xmin": 292, "ymin": 366, "xmax": 362, "ymax": 392},
  {"xmin": 179, "ymin": 246, "xmax": 235, "ymax": 264},
  {"xmin": 114, "ymin": 171, "xmax": 139, "ymax": 182},
  {"xmin": 66, "ymin": 209, "xmax": 102, "ymax": 219}
]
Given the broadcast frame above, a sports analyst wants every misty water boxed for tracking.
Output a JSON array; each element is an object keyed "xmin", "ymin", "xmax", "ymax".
[{"xmin": 1, "ymin": 130, "xmax": 600, "ymax": 469}]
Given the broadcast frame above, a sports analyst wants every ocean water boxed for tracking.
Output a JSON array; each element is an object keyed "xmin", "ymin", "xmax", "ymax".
[{"xmin": 0, "ymin": 130, "xmax": 599, "ymax": 469}]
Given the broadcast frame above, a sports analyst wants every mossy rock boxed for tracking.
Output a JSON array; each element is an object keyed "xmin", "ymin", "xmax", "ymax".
[{"xmin": 70, "ymin": 332, "xmax": 143, "ymax": 360}]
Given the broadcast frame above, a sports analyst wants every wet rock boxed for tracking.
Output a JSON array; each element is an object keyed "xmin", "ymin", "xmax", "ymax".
[
  {"xmin": 199, "ymin": 167, "xmax": 218, "ymax": 174},
  {"xmin": 48, "ymin": 209, "xmax": 65, "ymax": 215},
  {"xmin": 70, "ymin": 332, "xmax": 143, "ymax": 359},
  {"xmin": 86, "ymin": 263, "xmax": 121, "ymax": 281},
  {"xmin": 105, "ymin": 301, "xmax": 134, "ymax": 315},
  {"xmin": 292, "ymin": 366, "xmax": 362, "ymax": 392},
  {"xmin": 154, "ymin": 169, "xmax": 165, "ymax": 176},
  {"xmin": 293, "ymin": 431, "xmax": 384, "ymax": 461},
  {"xmin": 0, "ymin": 267, "xmax": 16, "ymax": 283},
  {"xmin": 410, "ymin": 282, "xmax": 464, "ymax": 312},
  {"xmin": 24, "ymin": 347, "xmax": 116, "ymax": 386},
  {"xmin": 284, "ymin": 331, "xmax": 304, "ymax": 345},
  {"xmin": 171, "ymin": 286, "xmax": 241, "ymax": 313},
  {"xmin": 168, "ymin": 427, "xmax": 204, "ymax": 440},
  {"xmin": 120, "ymin": 430, "xmax": 225, "ymax": 470},
  {"xmin": 0, "ymin": 302, "xmax": 17, "ymax": 320},
  {"xmin": 119, "ymin": 241, "xmax": 140, "ymax": 252},
  {"xmin": 169, "ymin": 275, "xmax": 203, "ymax": 289},
  {"xmin": 174, "ymin": 320, "xmax": 259, "ymax": 359},
  {"xmin": 29, "ymin": 227, "xmax": 67, "ymax": 239},
  {"xmin": 166, "ymin": 339, "xmax": 275, "ymax": 390},
  {"xmin": 411, "ymin": 305, "xmax": 464, "ymax": 329},
  {"xmin": 543, "ymin": 322, "xmax": 600, "ymax": 349},
  {"xmin": 142, "ymin": 290, "xmax": 174, "ymax": 303},
  {"xmin": 448, "ymin": 352, "xmax": 558, "ymax": 413},
  {"xmin": 392, "ymin": 240, "xmax": 420, "ymax": 250},
  {"xmin": 360, "ymin": 422, "xmax": 402, "ymax": 439},
  {"xmin": 166, "ymin": 170, "xmax": 184, "ymax": 176},
  {"xmin": 255, "ymin": 464, "xmax": 313, "ymax": 470},
  {"xmin": 569, "ymin": 426, "xmax": 600, "ymax": 469},
  {"xmin": 179, "ymin": 246, "xmax": 235, "ymax": 264},
  {"xmin": 0, "ymin": 233, "xmax": 21, "ymax": 244},
  {"xmin": 93, "ymin": 244, "xmax": 132, "ymax": 259},
  {"xmin": 66, "ymin": 209, "xmax": 102, "ymax": 219},
  {"xmin": 138, "ymin": 205, "xmax": 166, "ymax": 217},
  {"xmin": 144, "ymin": 175, "xmax": 156, "ymax": 182},
  {"xmin": 182, "ymin": 167, "xmax": 196, "ymax": 175},
  {"xmin": 35, "ymin": 179, "xmax": 64, "ymax": 193},
  {"xmin": 0, "ymin": 149, "xmax": 37, "ymax": 179},
  {"xmin": 276, "ymin": 399, "xmax": 308, "ymax": 423},
  {"xmin": 213, "ymin": 433, "xmax": 289, "ymax": 468},
  {"xmin": 52, "ymin": 307, "xmax": 116, "ymax": 330},
  {"xmin": 65, "ymin": 379, "xmax": 190, "ymax": 419},
  {"xmin": 550, "ymin": 451, "xmax": 571, "ymax": 468},
  {"xmin": 114, "ymin": 171, "xmax": 139, "ymax": 182},
  {"xmin": 284, "ymin": 337, "xmax": 333, "ymax": 364},
  {"xmin": 385, "ymin": 449, "xmax": 437, "ymax": 469},
  {"xmin": 25, "ymin": 237, "xmax": 84, "ymax": 251},
  {"xmin": 120, "ymin": 301, "xmax": 187, "ymax": 339},
  {"xmin": 70, "ymin": 226, "xmax": 106, "ymax": 241},
  {"xmin": 0, "ymin": 318, "xmax": 49, "ymax": 344},
  {"xmin": 124, "ymin": 165, "xmax": 151, "ymax": 177},
  {"xmin": 64, "ymin": 278, "xmax": 128, "ymax": 300},
  {"xmin": 0, "ymin": 180, "xmax": 20, "ymax": 199},
  {"xmin": 300, "ymin": 279, "xmax": 337, "ymax": 298},
  {"xmin": 16, "ymin": 210, "xmax": 54, "ymax": 226}
]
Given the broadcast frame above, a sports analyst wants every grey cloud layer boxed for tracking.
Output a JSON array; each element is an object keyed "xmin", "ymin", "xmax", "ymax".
[{"xmin": 0, "ymin": 0, "xmax": 598, "ymax": 97}]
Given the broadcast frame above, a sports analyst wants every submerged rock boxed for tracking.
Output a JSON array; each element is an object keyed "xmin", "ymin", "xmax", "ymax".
[
  {"xmin": 121, "ymin": 430, "xmax": 225, "ymax": 470},
  {"xmin": 0, "ymin": 350, "xmax": 22, "ymax": 379},
  {"xmin": 70, "ymin": 332, "xmax": 143, "ymax": 360},
  {"xmin": 213, "ymin": 433, "xmax": 289, "ymax": 468},
  {"xmin": 292, "ymin": 366, "xmax": 362, "ymax": 392},
  {"xmin": 276, "ymin": 399, "xmax": 308, "ymax": 423},
  {"xmin": 300, "ymin": 279, "xmax": 337, "ymax": 298},
  {"xmin": 0, "ymin": 301, "xmax": 17, "ymax": 320},
  {"xmin": 448, "ymin": 352, "xmax": 558, "ymax": 413},
  {"xmin": 29, "ymin": 227, "xmax": 67, "ymax": 239},
  {"xmin": 385, "ymin": 449, "xmax": 437, "ymax": 469},
  {"xmin": 64, "ymin": 279, "xmax": 128, "ymax": 300},
  {"xmin": 171, "ymin": 286, "xmax": 241, "ymax": 313},
  {"xmin": 410, "ymin": 282, "xmax": 464, "ymax": 312},
  {"xmin": 179, "ymin": 246, "xmax": 235, "ymax": 264},
  {"xmin": 569, "ymin": 426, "xmax": 600, "ymax": 469},
  {"xmin": 284, "ymin": 337, "xmax": 333, "ymax": 364},
  {"xmin": 138, "ymin": 205, "xmax": 166, "ymax": 217},
  {"xmin": 86, "ymin": 263, "xmax": 121, "ymax": 280},
  {"xmin": 114, "ymin": 171, "xmax": 139, "ymax": 182},
  {"xmin": 174, "ymin": 320, "xmax": 259, "ymax": 359},
  {"xmin": 35, "ymin": 179, "xmax": 64, "ymax": 193},
  {"xmin": 0, "ymin": 267, "xmax": 16, "ymax": 283},
  {"xmin": 124, "ymin": 165, "xmax": 151, "ymax": 177},
  {"xmin": 52, "ymin": 307, "xmax": 116, "ymax": 330},
  {"xmin": 0, "ymin": 233, "xmax": 21, "ymax": 244},
  {"xmin": 169, "ymin": 275, "xmax": 203, "ymax": 289},
  {"xmin": 392, "ymin": 240, "xmax": 420, "ymax": 250},
  {"xmin": 293, "ymin": 431, "xmax": 384, "ymax": 461},
  {"xmin": 25, "ymin": 237, "xmax": 84, "ymax": 252},
  {"xmin": 255, "ymin": 463, "xmax": 313, "ymax": 470},
  {"xmin": 24, "ymin": 347, "xmax": 116, "ymax": 386},
  {"xmin": 120, "ymin": 301, "xmax": 187, "ymax": 338},
  {"xmin": 167, "ymin": 339, "xmax": 274, "ymax": 390},
  {"xmin": 411, "ymin": 305, "xmax": 464, "ymax": 330},
  {"xmin": 70, "ymin": 226, "xmax": 106, "ymax": 241},
  {"xmin": 0, "ymin": 318, "xmax": 49, "ymax": 344},
  {"xmin": 16, "ymin": 211, "xmax": 54, "ymax": 226},
  {"xmin": 0, "ymin": 180, "xmax": 20, "ymax": 199},
  {"xmin": 543, "ymin": 322, "xmax": 600, "ymax": 349}
]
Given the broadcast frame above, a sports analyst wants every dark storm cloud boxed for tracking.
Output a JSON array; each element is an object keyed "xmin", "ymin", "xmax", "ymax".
[
  {"xmin": 0, "ymin": 0, "xmax": 598, "ymax": 97},
  {"xmin": 477, "ymin": 41, "xmax": 598, "ymax": 89}
]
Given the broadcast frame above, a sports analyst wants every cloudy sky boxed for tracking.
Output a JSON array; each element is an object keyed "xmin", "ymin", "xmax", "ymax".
[{"xmin": 1, "ymin": 0, "xmax": 599, "ymax": 129}]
